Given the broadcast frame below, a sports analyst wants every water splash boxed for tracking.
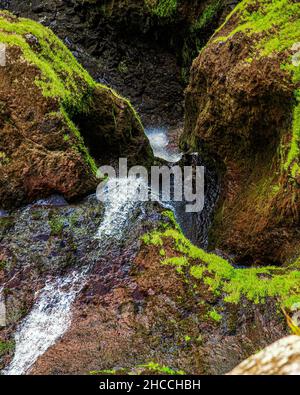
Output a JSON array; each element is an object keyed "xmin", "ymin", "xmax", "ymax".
[
  {"xmin": 3, "ymin": 271, "xmax": 85, "ymax": 375},
  {"xmin": 96, "ymin": 176, "xmax": 151, "ymax": 240},
  {"xmin": 145, "ymin": 127, "xmax": 182, "ymax": 163}
]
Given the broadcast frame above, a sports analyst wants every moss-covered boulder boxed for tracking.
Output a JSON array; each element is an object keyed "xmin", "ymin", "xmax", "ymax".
[
  {"xmin": 2, "ymin": 0, "xmax": 239, "ymax": 127},
  {"xmin": 181, "ymin": 0, "xmax": 300, "ymax": 265},
  {"xmin": 0, "ymin": 11, "xmax": 152, "ymax": 210}
]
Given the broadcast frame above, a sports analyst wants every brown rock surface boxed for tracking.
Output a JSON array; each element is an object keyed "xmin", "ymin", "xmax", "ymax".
[
  {"xmin": 181, "ymin": 0, "xmax": 300, "ymax": 265},
  {"xmin": 0, "ymin": 12, "xmax": 153, "ymax": 210}
]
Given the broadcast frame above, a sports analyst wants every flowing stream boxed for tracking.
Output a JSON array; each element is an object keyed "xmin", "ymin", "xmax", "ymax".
[
  {"xmin": 3, "ymin": 271, "xmax": 86, "ymax": 375},
  {"xmin": 2, "ymin": 125, "xmax": 217, "ymax": 375},
  {"xmin": 145, "ymin": 127, "xmax": 182, "ymax": 163}
]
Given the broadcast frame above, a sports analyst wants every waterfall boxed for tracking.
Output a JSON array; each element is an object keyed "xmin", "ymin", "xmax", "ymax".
[
  {"xmin": 3, "ymin": 270, "xmax": 85, "ymax": 375},
  {"xmin": 96, "ymin": 176, "xmax": 152, "ymax": 240},
  {"xmin": 145, "ymin": 127, "xmax": 182, "ymax": 163}
]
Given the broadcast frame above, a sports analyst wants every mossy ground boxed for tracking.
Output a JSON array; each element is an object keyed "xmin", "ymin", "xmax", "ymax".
[
  {"xmin": 215, "ymin": 0, "xmax": 300, "ymax": 178},
  {"xmin": 142, "ymin": 210, "xmax": 300, "ymax": 312}
]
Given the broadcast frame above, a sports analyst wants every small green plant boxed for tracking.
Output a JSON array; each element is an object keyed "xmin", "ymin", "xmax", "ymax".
[
  {"xmin": 146, "ymin": 0, "xmax": 177, "ymax": 18},
  {"xmin": 49, "ymin": 215, "xmax": 64, "ymax": 236},
  {"xmin": 0, "ymin": 340, "xmax": 14, "ymax": 356},
  {"xmin": 191, "ymin": 0, "xmax": 222, "ymax": 31},
  {"xmin": 117, "ymin": 60, "xmax": 128, "ymax": 74},
  {"xmin": 209, "ymin": 309, "xmax": 222, "ymax": 322}
]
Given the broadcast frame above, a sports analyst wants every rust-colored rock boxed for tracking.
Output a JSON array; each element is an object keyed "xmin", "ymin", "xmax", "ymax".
[
  {"xmin": 181, "ymin": 0, "xmax": 300, "ymax": 265},
  {"xmin": 0, "ymin": 12, "xmax": 153, "ymax": 210}
]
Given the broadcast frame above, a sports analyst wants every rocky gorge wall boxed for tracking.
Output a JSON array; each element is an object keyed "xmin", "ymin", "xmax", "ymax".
[
  {"xmin": 0, "ymin": 0, "xmax": 300, "ymax": 377},
  {"xmin": 181, "ymin": 0, "xmax": 300, "ymax": 266},
  {"xmin": 0, "ymin": 0, "xmax": 240, "ymax": 126}
]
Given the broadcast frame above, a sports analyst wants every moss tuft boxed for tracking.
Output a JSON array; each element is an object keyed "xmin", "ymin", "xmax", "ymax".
[
  {"xmin": 191, "ymin": 0, "xmax": 222, "ymax": 31},
  {"xmin": 145, "ymin": 0, "xmax": 177, "ymax": 18},
  {"xmin": 209, "ymin": 309, "xmax": 222, "ymax": 322},
  {"xmin": 0, "ymin": 340, "xmax": 14, "ymax": 357}
]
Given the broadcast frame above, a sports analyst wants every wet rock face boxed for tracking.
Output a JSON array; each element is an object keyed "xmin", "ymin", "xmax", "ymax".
[
  {"xmin": 181, "ymin": 0, "xmax": 300, "ymax": 265},
  {"xmin": 0, "ymin": 196, "xmax": 289, "ymax": 375},
  {"xmin": 228, "ymin": 336, "xmax": 300, "ymax": 375},
  {"xmin": 0, "ymin": 191, "xmax": 163, "ymax": 372},
  {"xmin": 0, "ymin": 12, "xmax": 153, "ymax": 210}
]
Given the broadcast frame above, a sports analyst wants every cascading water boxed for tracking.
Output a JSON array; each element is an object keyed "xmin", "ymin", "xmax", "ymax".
[
  {"xmin": 145, "ymin": 126, "xmax": 219, "ymax": 248},
  {"xmin": 145, "ymin": 127, "xmax": 182, "ymax": 163},
  {"xmin": 3, "ymin": 270, "xmax": 86, "ymax": 375},
  {"xmin": 96, "ymin": 176, "xmax": 151, "ymax": 241},
  {"xmin": 1, "ymin": 125, "xmax": 218, "ymax": 375}
]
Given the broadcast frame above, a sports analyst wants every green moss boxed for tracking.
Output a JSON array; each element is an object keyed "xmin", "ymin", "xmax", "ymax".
[
  {"xmin": 214, "ymin": 0, "xmax": 300, "ymax": 177},
  {"xmin": 0, "ymin": 12, "xmax": 99, "ymax": 172},
  {"xmin": 138, "ymin": 362, "xmax": 185, "ymax": 375},
  {"xmin": 49, "ymin": 215, "xmax": 64, "ymax": 236},
  {"xmin": 162, "ymin": 210, "xmax": 182, "ymax": 232},
  {"xmin": 146, "ymin": 0, "xmax": 178, "ymax": 18},
  {"xmin": 0, "ymin": 340, "xmax": 14, "ymax": 357},
  {"xmin": 209, "ymin": 309, "xmax": 222, "ymax": 322},
  {"xmin": 0, "ymin": 13, "xmax": 95, "ymax": 110},
  {"xmin": 159, "ymin": 248, "xmax": 166, "ymax": 257},
  {"xmin": 60, "ymin": 108, "xmax": 98, "ymax": 174},
  {"xmin": 162, "ymin": 256, "xmax": 188, "ymax": 272},
  {"xmin": 90, "ymin": 362, "xmax": 185, "ymax": 376},
  {"xmin": 0, "ymin": 259, "xmax": 7, "ymax": 270},
  {"xmin": 142, "ymin": 222, "xmax": 300, "ymax": 308},
  {"xmin": 191, "ymin": 0, "xmax": 222, "ymax": 31},
  {"xmin": 0, "ymin": 12, "xmax": 144, "ymax": 174}
]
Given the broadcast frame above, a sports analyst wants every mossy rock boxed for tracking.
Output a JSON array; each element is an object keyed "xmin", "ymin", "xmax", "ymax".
[
  {"xmin": 0, "ymin": 11, "xmax": 153, "ymax": 210},
  {"xmin": 181, "ymin": 0, "xmax": 300, "ymax": 264}
]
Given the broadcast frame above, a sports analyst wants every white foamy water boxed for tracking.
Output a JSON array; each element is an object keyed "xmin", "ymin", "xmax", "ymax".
[
  {"xmin": 145, "ymin": 127, "xmax": 182, "ymax": 163},
  {"xmin": 3, "ymin": 271, "xmax": 85, "ymax": 375},
  {"xmin": 96, "ymin": 176, "xmax": 151, "ymax": 240}
]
